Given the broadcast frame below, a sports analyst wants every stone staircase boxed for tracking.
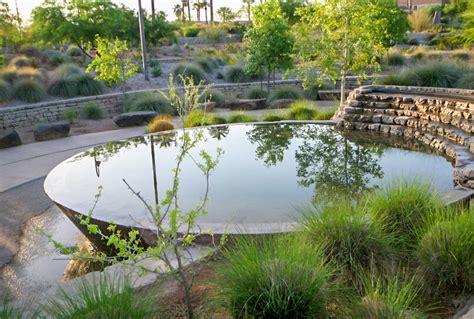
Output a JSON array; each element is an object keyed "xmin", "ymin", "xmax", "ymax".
[{"xmin": 335, "ymin": 85, "xmax": 474, "ymax": 188}]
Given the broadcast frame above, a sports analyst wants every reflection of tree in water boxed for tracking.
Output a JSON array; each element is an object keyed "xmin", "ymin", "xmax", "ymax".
[
  {"xmin": 247, "ymin": 124, "xmax": 296, "ymax": 166},
  {"xmin": 296, "ymin": 126, "xmax": 384, "ymax": 204},
  {"xmin": 208, "ymin": 126, "xmax": 230, "ymax": 141},
  {"xmin": 247, "ymin": 124, "xmax": 384, "ymax": 203}
]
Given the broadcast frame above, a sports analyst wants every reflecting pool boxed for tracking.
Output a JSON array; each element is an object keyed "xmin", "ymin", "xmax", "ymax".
[{"xmin": 45, "ymin": 124, "xmax": 455, "ymax": 231}]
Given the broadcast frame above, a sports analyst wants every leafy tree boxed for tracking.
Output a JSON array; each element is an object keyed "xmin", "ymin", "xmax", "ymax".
[
  {"xmin": 86, "ymin": 36, "xmax": 138, "ymax": 88},
  {"xmin": 293, "ymin": 0, "xmax": 407, "ymax": 106},
  {"xmin": 173, "ymin": 4, "xmax": 184, "ymax": 21},
  {"xmin": 144, "ymin": 11, "xmax": 179, "ymax": 45},
  {"xmin": 244, "ymin": 0, "xmax": 294, "ymax": 92},
  {"xmin": 459, "ymin": 1, "xmax": 474, "ymax": 44},
  {"xmin": 443, "ymin": 0, "xmax": 469, "ymax": 24},
  {"xmin": 279, "ymin": 0, "xmax": 305, "ymax": 24},
  {"xmin": 217, "ymin": 7, "xmax": 237, "ymax": 22},
  {"xmin": 0, "ymin": 1, "xmax": 23, "ymax": 48}
]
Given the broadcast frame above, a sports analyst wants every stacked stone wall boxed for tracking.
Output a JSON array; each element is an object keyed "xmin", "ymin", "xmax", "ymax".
[{"xmin": 336, "ymin": 85, "xmax": 474, "ymax": 188}]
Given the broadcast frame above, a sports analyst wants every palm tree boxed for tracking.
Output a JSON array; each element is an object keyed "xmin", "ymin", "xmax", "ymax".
[
  {"xmin": 187, "ymin": 0, "xmax": 192, "ymax": 21},
  {"xmin": 201, "ymin": 1, "xmax": 209, "ymax": 24},
  {"xmin": 217, "ymin": 7, "xmax": 235, "ymax": 22},
  {"xmin": 242, "ymin": 0, "xmax": 255, "ymax": 23},
  {"xmin": 173, "ymin": 4, "xmax": 183, "ymax": 21},
  {"xmin": 210, "ymin": 0, "xmax": 214, "ymax": 22},
  {"xmin": 151, "ymin": 0, "xmax": 155, "ymax": 19},
  {"xmin": 193, "ymin": 1, "xmax": 201, "ymax": 22}
]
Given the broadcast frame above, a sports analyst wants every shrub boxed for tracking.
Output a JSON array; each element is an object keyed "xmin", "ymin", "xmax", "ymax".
[
  {"xmin": 455, "ymin": 73, "xmax": 474, "ymax": 89},
  {"xmin": 408, "ymin": 38, "xmax": 419, "ymax": 45},
  {"xmin": 52, "ymin": 63, "xmax": 82, "ymax": 79},
  {"xmin": 66, "ymin": 46, "xmax": 83, "ymax": 57},
  {"xmin": 386, "ymin": 50, "xmax": 405, "ymax": 66},
  {"xmin": 16, "ymin": 67, "xmax": 47, "ymax": 83},
  {"xmin": 246, "ymin": 87, "xmax": 268, "ymax": 99},
  {"xmin": 171, "ymin": 63, "xmax": 206, "ymax": 83},
  {"xmin": 45, "ymin": 275, "xmax": 155, "ymax": 319},
  {"xmin": 48, "ymin": 76, "xmax": 79, "ymax": 98},
  {"xmin": 147, "ymin": 115, "xmax": 176, "ymax": 133},
  {"xmin": 125, "ymin": 92, "xmax": 173, "ymax": 114},
  {"xmin": 375, "ymin": 71, "xmax": 415, "ymax": 86},
  {"xmin": 149, "ymin": 58, "xmax": 161, "ymax": 67},
  {"xmin": 198, "ymin": 90, "xmax": 225, "ymax": 108},
  {"xmin": 366, "ymin": 181, "xmax": 441, "ymax": 249},
  {"xmin": 46, "ymin": 51, "xmax": 69, "ymax": 66},
  {"xmin": 13, "ymin": 80, "xmax": 46, "ymax": 103},
  {"xmin": 64, "ymin": 110, "xmax": 78, "ymax": 124},
  {"xmin": 263, "ymin": 113, "xmax": 287, "ymax": 122},
  {"xmin": 194, "ymin": 57, "xmax": 216, "ymax": 73},
  {"xmin": 302, "ymin": 201, "xmax": 396, "ymax": 284},
  {"xmin": 151, "ymin": 65, "xmax": 163, "ymax": 78},
  {"xmin": 267, "ymin": 86, "xmax": 303, "ymax": 103},
  {"xmin": 355, "ymin": 274, "xmax": 425, "ymax": 318},
  {"xmin": 416, "ymin": 209, "xmax": 474, "ymax": 295},
  {"xmin": 211, "ymin": 115, "xmax": 227, "ymax": 124},
  {"xmin": 408, "ymin": 9, "xmax": 432, "ymax": 32},
  {"xmin": 182, "ymin": 26, "xmax": 200, "ymax": 37},
  {"xmin": 0, "ymin": 80, "xmax": 11, "ymax": 102},
  {"xmin": 0, "ymin": 66, "xmax": 18, "ymax": 83},
  {"xmin": 287, "ymin": 101, "xmax": 318, "ymax": 120},
  {"xmin": 200, "ymin": 27, "xmax": 226, "ymax": 44},
  {"xmin": 223, "ymin": 65, "xmax": 249, "ymax": 83},
  {"xmin": 314, "ymin": 108, "xmax": 336, "ymax": 120},
  {"xmin": 9, "ymin": 56, "xmax": 33, "ymax": 68},
  {"xmin": 73, "ymin": 73, "xmax": 105, "ymax": 96},
  {"xmin": 216, "ymin": 71, "xmax": 224, "ymax": 79},
  {"xmin": 303, "ymin": 82, "xmax": 334, "ymax": 100},
  {"xmin": 183, "ymin": 109, "xmax": 213, "ymax": 128},
  {"xmin": 227, "ymin": 112, "xmax": 257, "ymax": 123},
  {"xmin": 216, "ymin": 235, "xmax": 335, "ymax": 318},
  {"xmin": 81, "ymin": 102, "xmax": 104, "ymax": 120},
  {"xmin": 213, "ymin": 57, "xmax": 225, "ymax": 66}
]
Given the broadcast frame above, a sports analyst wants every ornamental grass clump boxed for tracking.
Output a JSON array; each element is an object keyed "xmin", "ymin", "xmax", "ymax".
[
  {"xmin": 355, "ymin": 274, "xmax": 426, "ymax": 319},
  {"xmin": 301, "ymin": 201, "xmax": 396, "ymax": 286},
  {"xmin": 171, "ymin": 63, "xmax": 206, "ymax": 83},
  {"xmin": 81, "ymin": 102, "xmax": 104, "ymax": 120},
  {"xmin": 194, "ymin": 57, "xmax": 216, "ymax": 73},
  {"xmin": 13, "ymin": 80, "xmax": 46, "ymax": 103},
  {"xmin": 16, "ymin": 67, "xmax": 47, "ymax": 83},
  {"xmin": 263, "ymin": 113, "xmax": 287, "ymax": 122},
  {"xmin": 385, "ymin": 50, "xmax": 405, "ymax": 66},
  {"xmin": 45, "ymin": 275, "xmax": 155, "ymax": 319},
  {"xmin": 0, "ymin": 80, "xmax": 10, "ymax": 102},
  {"xmin": 366, "ymin": 180, "xmax": 441, "ymax": 249},
  {"xmin": 198, "ymin": 90, "xmax": 225, "ymax": 108},
  {"xmin": 0, "ymin": 66, "xmax": 18, "ymax": 84},
  {"xmin": 73, "ymin": 73, "xmax": 105, "ymax": 96},
  {"xmin": 227, "ymin": 112, "xmax": 257, "ymax": 123},
  {"xmin": 416, "ymin": 208, "xmax": 474, "ymax": 295},
  {"xmin": 223, "ymin": 65, "xmax": 249, "ymax": 83},
  {"xmin": 9, "ymin": 56, "xmax": 33, "ymax": 68},
  {"xmin": 183, "ymin": 109, "xmax": 213, "ymax": 128},
  {"xmin": 456, "ymin": 73, "xmax": 474, "ymax": 89},
  {"xmin": 287, "ymin": 101, "xmax": 318, "ymax": 120},
  {"xmin": 246, "ymin": 87, "xmax": 268, "ymax": 99},
  {"xmin": 125, "ymin": 92, "xmax": 173, "ymax": 114},
  {"xmin": 267, "ymin": 86, "xmax": 303, "ymax": 103},
  {"xmin": 147, "ymin": 115, "xmax": 176, "ymax": 133},
  {"xmin": 216, "ymin": 235, "xmax": 337, "ymax": 318}
]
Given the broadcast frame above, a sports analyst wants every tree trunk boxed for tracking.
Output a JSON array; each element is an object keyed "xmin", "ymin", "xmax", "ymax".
[
  {"xmin": 340, "ymin": 72, "xmax": 347, "ymax": 107},
  {"xmin": 187, "ymin": 0, "xmax": 192, "ymax": 21},
  {"xmin": 267, "ymin": 67, "xmax": 271, "ymax": 94},
  {"xmin": 340, "ymin": 9, "xmax": 349, "ymax": 107},
  {"xmin": 248, "ymin": 2, "xmax": 251, "ymax": 23},
  {"xmin": 205, "ymin": 8, "xmax": 208, "ymax": 24},
  {"xmin": 210, "ymin": 0, "xmax": 214, "ymax": 22},
  {"xmin": 151, "ymin": 0, "xmax": 155, "ymax": 20}
]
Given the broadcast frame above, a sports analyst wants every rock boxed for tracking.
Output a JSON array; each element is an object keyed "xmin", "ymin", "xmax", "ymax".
[
  {"xmin": 113, "ymin": 111, "xmax": 157, "ymax": 127},
  {"xmin": 225, "ymin": 98, "xmax": 267, "ymax": 110},
  {"xmin": 0, "ymin": 130, "xmax": 22, "ymax": 149},
  {"xmin": 34, "ymin": 122, "xmax": 70, "ymax": 141},
  {"xmin": 268, "ymin": 99, "xmax": 295, "ymax": 109}
]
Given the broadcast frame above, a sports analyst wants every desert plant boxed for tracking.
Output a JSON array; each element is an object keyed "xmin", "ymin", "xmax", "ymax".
[
  {"xmin": 183, "ymin": 109, "xmax": 213, "ymax": 127},
  {"xmin": 171, "ymin": 63, "xmax": 206, "ymax": 83},
  {"xmin": 198, "ymin": 90, "xmax": 225, "ymax": 107},
  {"xmin": 355, "ymin": 273, "xmax": 426, "ymax": 318},
  {"xmin": 125, "ymin": 92, "xmax": 173, "ymax": 114},
  {"xmin": 182, "ymin": 26, "xmax": 201, "ymax": 37},
  {"xmin": 151, "ymin": 65, "xmax": 162, "ymax": 78},
  {"xmin": 227, "ymin": 112, "xmax": 257, "ymax": 123},
  {"xmin": 213, "ymin": 57, "xmax": 225, "ymax": 66},
  {"xmin": 416, "ymin": 209, "xmax": 474, "ymax": 295},
  {"xmin": 408, "ymin": 8, "xmax": 432, "ymax": 32},
  {"xmin": 287, "ymin": 101, "xmax": 318, "ymax": 120},
  {"xmin": 267, "ymin": 86, "xmax": 303, "ymax": 103},
  {"xmin": 375, "ymin": 71, "xmax": 415, "ymax": 86},
  {"xmin": 52, "ymin": 63, "xmax": 82, "ymax": 79},
  {"xmin": 199, "ymin": 27, "xmax": 226, "ymax": 44},
  {"xmin": 455, "ymin": 73, "xmax": 474, "ymax": 89},
  {"xmin": 146, "ymin": 115, "xmax": 176, "ymax": 133},
  {"xmin": 314, "ymin": 108, "xmax": 336, "ymax": 120},
  {"xmin": 64, "ymin": 110, "xmax": 79, "ymax": 124},
  {"xmin": 0, "ymin": 80, "xmax": 11, "ymax": 102},
  {"xmin": 216, "ymin": 235, "xmax": 337, "ymax": 318},
  {"xmin": 223, "ymin": 65, "xmax": 249, "ymax": 83},
  {"xmin": 44, "ymin": 49, "xmax": 69, "ymax": 66},
  {"xmin": 12, "ymin": 80, "xmax": 46, "ymax": 103},
  {"xmin": 0, "ymin": 66, "xmax": 18, "ymax": 84},
  {"xmin": 48, "ymin": 76, "xmax": 79, "ymax": 98},
  {"xmin": 366, "ymin": 180, "xmax": 441, "ymax": 249},
  {"xmin": 9, "ymin": 56, "xmax": 33, "ymax": 68},
  {"xmin": 149, "ymin": 58, "xmax": 161, "ymax": 67},
  {"xmin": 246, "ymin": 87, "xmax": 268, "ymax": 99},
  {"xmin": 302, "ymin": 201, "xmax": 396, "ymax": 285},
  {"xmin": 74, "ymin": 73, "xmax": 105, "ymax": 96},
  {"xmin": 45, "ymin": 275, "xmax": 155, "ymax": 319},
  {"xmin": 81, "ymin": 102, "xmax": 104, "ymax": 120},
  {"xmin": 386, "ymin": 50, "xmax": 405, "ymax": 66},
  {"xmin": 211, "ymin": 115, "xmax": 227, "ymax": 124},
  {"xmin": 66, "ymin": 46, "xmax": 83, "ymax": 57},
  {"xmin": 194, "ymin": 57, "xmax": 216, "ymax": 73},
  {"xmin": 263, "ymin": 113, "xmax": 287, "ymax": 122}
]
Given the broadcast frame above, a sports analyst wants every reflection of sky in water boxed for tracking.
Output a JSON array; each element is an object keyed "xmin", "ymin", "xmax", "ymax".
[{"xmin": 45, "ymin": 124, "xmax": 454, "ymax": 227}]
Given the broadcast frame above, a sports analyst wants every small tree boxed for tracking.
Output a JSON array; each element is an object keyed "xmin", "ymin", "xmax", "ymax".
[
  {"xmin": 86, "ymin": 35, "xmax": 138, "ymax": 88},
  {"xmin": 217, "ymin": 7, "xmax": 237, "ymax": 22},
  {"xmin": 244, "ymin": 0, "xmax": 294, "ymax": 93},
  {"xmin": 293, "ymin": 0, "xmax": 408, "ymax": 106}
]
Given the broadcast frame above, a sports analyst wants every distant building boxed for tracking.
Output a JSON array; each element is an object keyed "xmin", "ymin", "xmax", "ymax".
[{"xmin": 397, "ymin": 0, "xmax": 449, "ymax": 10}]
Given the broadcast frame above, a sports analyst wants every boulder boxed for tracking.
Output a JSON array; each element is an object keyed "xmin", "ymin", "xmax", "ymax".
[
  {"xmin": 113, "ymin": 111, "xmax": 157, "ymax": 127},
  {"xmin": 34, "ymin": 122, "xmax": 70, "ymax": 141},
  {"xmin": 0, "ymin": 130, "xmax": 22, "ymax": 149},
  {"xmin": 225, "ymin": 98, "xmax": 266, "ymax": 110},
  {"xmin": 268, "ymin": 99, "xmax": 295, "ymax": 109}
]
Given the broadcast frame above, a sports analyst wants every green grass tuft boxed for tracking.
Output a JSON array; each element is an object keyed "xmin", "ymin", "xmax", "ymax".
[
  {"xmin": 245, "ymin": 87, "xmax": 268, "ymax": 99},
  {"xmin": 263, "ymin": 113, "xmax": 287, "ymax": 122},
  {"xmin": 198, "ymin": 90, "xmax": 226, "ymax": 108},
  {"xmin": 287, "ymin": 101, "xmax": 317, "ymax": 120},
  {"xmin": 194, "ymin": 57, "xmax": 216, "ymax": 73},
  {"xmin": 171, "ymin": 63, "xmax": 206, "ymax": 83},
  {"xmin": 267, "ymin": 86, "xmax": 303, "ymax": 103},
  {"xmin": 13, "ymin": 80, "xmax": 46, "ymax": 103},
  {"xmin": 125, "ymin": 92, "xmax": 173, "ymax": 114},
  {"xmin": 183, "ymin": 109, "xmax": 213, "ymax": 127},
  {"xmin": 0, "ymin": 79, "xmax": 11, "ymax": 102},
  {"xmin": 227, "ymin": 112, "xmax": 257, "ymax": 123},
  {"xmin": 81, "ymin": 102, "xmax": 104, "ymax": 120},
  {"xmin": 386, "ymin": 50, "xmax": 405, "ymax": 66},
  {"xmin": 73, "ymin": 73, "xmax": 105, "ymax": 96},
  {"xmin": 224, "ymin": 65, "xmax": 249, "ymax": 83},
  {"xmin": 455, "ymin": 73, "xmax": 474, "ymax": 89}
]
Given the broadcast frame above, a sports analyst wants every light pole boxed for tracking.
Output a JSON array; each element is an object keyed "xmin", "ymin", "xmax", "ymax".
[{"xmin": 138, "ymin": 0, "xmax": 150, "ymax": 81}]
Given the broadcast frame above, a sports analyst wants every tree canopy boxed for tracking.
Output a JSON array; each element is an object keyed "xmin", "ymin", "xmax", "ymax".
[{"xmin": 0, "ymin": 1, "xmax": 23, "ymax": 48}]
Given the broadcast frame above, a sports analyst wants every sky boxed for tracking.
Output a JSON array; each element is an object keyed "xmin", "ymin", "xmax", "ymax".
[{"xmin": 4, "ymin": 0, "xmax": 244, "ymax": 22}]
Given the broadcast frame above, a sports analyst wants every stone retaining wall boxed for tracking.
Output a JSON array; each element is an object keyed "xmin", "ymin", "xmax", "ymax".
[
  {"xmin": 0, "ymin": 76, "xmax": 375, "ymax": 129},
  {"xmin": 335, "ymin": 85, "xmax": 474, "ymax": 188}
]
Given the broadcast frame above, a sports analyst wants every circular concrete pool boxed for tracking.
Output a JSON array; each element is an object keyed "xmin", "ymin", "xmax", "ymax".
[{"xmin": 45, "ymin": 123, "xmax": 455, "ymax": 237}]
